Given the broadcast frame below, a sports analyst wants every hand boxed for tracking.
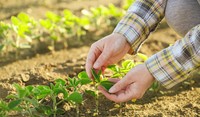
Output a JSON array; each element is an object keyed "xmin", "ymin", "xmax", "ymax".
[
  {"xmin": 85, "ymin": 33, "xmax": 131, "ymax": 78},
  {"xmin": 99, "ymin": 64, "xmax": 155, "ymax": 103}
]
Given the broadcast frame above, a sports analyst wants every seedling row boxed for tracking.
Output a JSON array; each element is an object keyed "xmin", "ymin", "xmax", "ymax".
[
  {"xmin": 0, "ymin": 0, "xmax": 135, "ymax": 58},
  {"xmin": 0, "ymin": 53, "xmax": 160, "ymax": 117}
]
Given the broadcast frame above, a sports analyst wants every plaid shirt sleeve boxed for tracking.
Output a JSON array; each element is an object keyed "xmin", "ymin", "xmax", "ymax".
[
  {"xmin": 113, "ymin": 0, "xmax": 167, "ymax": 53},
  {"xmin": 146, "ymin": 25, "xmax": 200, "ymax": 89}
]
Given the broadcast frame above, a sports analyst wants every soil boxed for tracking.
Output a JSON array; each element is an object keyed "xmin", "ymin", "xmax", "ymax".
[{"xmin": 0, "ymin": 0, "xmax": 200, "ymax": 117}]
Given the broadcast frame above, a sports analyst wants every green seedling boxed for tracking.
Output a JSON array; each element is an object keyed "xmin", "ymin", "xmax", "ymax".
[
  {"xmin": 67, "ymin": 77, "xmax": 83, "ymax": 117},
  {"xmin": 108, "ymin": 60, "xmax": 135, "ymax": 78},
  {"xmin": 6, "ymin": 84, "xmax": 40, "ymax": 117},
  {"xmin": 91, "ymin": 68, "xmax": 115, "ymax": 116},
  {"xmin": 10, "ymin": 12, "xmax": 37, "ymax": 57},
  {"xmin": 0, "ymin": 100, "xmax": 14, "ymax": 117},
  {"xmin": 40, "ymin": 11, "xmax": 62, "ymax": 51},
  {"xmin": 0, "ymin": 4, "xmax": 126, "ymax": 58},
  {"xmin": 0, "ymin": 22, "xmax": 11, "ymax": 55},
  {"xmin": 149, "ymin": 81, "xmax": 160, "ymax": 92},
  {"xmin": 91, "ymin": 69, "xmax": 115, "ymax": 91},
  {"xmin": 82, "ymin": 4, "xmax": 124, "ymax": 30},
  {"xmin": 78, "ymin": 71, "xmax": 92, "ymax": 85}
]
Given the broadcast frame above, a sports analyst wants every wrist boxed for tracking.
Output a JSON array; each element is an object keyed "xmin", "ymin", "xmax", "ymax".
[
  {"xmin": 143, "ymin": 64, "xmax": 155, "ymax": 82},
  {"xmin": 112, "ymin": 32, "xmax": 132, "ymax": 54}
]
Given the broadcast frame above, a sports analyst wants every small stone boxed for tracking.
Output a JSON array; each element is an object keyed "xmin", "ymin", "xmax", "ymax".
[{"xmin": 21, "ymin": 74, "xmax": 30, "ymax": 82}]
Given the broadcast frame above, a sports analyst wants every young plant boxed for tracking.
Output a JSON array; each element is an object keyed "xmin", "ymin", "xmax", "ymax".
[
  {"xmin": 0, "ymin": 100, "xmax": 12, "ymax": 117},
  {"xmin": 90, "ymin": 69, "xmax": 115, "ymax": 116},
  {"xmin": 0, "ymin": 22, "xmax": 11, "ymax": 55},
  {"xmin": 67, "ymin": 77, "xmax": 83, "ymax": 117},
  {"xmin": 6, "ymin": 83, "xmax": 40, "ymax": 117},
  {"xmin": 10, "ymin": 12, "xmax": 38, "ymax": 57},
  {"xmin": 40, "ymin": 11, "xmax": 62, "ymax": 51}
]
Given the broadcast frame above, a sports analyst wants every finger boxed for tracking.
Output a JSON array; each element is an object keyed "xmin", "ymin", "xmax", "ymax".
[
  {"xmin": 93, "ymin": 48, "xmax": 110, "ymax": 70},
  {"xmin": 108, "ymin": 78, "xmax": 120, "ymax": 83},
  {"xmin": 100, "ymin": 83, "xmax": 137, "ymax": 103},
  {"xmin": 99, "ymin": 86, "xmax": 129, "ymax": 103},
  {"xmin": 108, "ymin": 74, "xmax": 133, "ymax": 94},
  {"xmin": 85, "ymin": 44, "xmax": 101, "ymax": 78}
]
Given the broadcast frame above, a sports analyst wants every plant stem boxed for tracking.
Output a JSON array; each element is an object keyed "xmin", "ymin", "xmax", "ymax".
[
  {"xmin": 95, "ymin": 87, "xmax": 99, "ymax": 116},
  {"xmin": 25, "ymin": 102, "xmax": 33, "ymax": 117},
  {"xmin": 52, "ymin": 96, "xmax": 57, "ymax": 117},
  {"xmin": 119, "ymin": 102, "xmax": 123, "ymax": 117},
  {"xmin": 76, "ymin": 104, "xmax": 79, "ymax": 117},
  {"xmin": 93, "ymin": 81, "xmax": 99, "ymax": 116}
]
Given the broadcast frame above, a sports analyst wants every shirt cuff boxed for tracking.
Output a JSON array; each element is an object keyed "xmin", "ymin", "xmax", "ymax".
[
  {"xmin": 145, "ymin": 46, "xmax": 189, "ymax": 89},
  {"xmin": 113, "ymin": 12, "xmax": 150, "ymax": 54}
]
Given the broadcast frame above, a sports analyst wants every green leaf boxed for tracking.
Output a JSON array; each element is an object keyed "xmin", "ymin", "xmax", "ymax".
[
  {"xmin": 55, "ymin": 78, "xmax": 66, "ymax": 86},
  {"xmin": 122, "ymin": 60, "xmax": 134, "ymax": 70},
  {"xmin": 91, "ymin": 69, "xmax": 101, "ymax": 83},
  {"xmin": 137, "ymin": 53, "xmax": 148, "ymax": 61},
  {"xmin": 85, "ymin": 90, "xmax": 96, "ymax": 97},
  {"xmin": 13, "ymin": 83, "xmax": 27, "ymax": 98},
  {"xmin": 100, "ymin": 80, "xmax": 114, "ymax": 91},
  {"xmin": 40, "ymin": 19, "xmax": 52, "ymax": 29},
  {"xmin": 112, "ymin": 73, "xmax": 123, "ymax": 78},
  {"xmin": 107, "ymin": 65, "xmax": 119, "ymax": 72},
  {"xmin": 78, "ymin": 71, "xmax": 89, "ymax": 79},
  {"xmin": 68, "ymin": 77, "xmax": 80, "ymax": 87},
  {"xmin": 79, "ymin": 78, "xmax": 92, "ymax": 85},
  {"xmin": 53, "ymin": 88, "xmax": 63, "ymax": 95},
  {"xmin": 149, "ymin": 81, "xmax": 160, "ymax": 92},
  {"xmin": 8, "ymin": 99, "xmax": 22, "ymax": 109},
  {"xmin": 78, "ymin": 71, "xmax": 92, "ymax": 85},
  {"xmin": 24, "ymin": 98, "xmax": 38, "ymax": 107},
  {"xmin": 68, "ymin": 92, "xmax": 83, "ymax": 104},
  {"xmin": 46, "ymin": 11, "xmax": 60, "ymax": 23},
  {"xmin": 17, "ymin": 12, "xmax": 30, "ymax": 23},
  {"xmin": 11, "ymin": 16, "xmax": 20, "ymax": 26},
  {"xmin": 0, "ymin": 100, "xmax": 9, "ymax": 111},
  {"xmin": 26, "ymin": 85, "xmax": 34, "ymax": 92},
  {"xmin": 6, "ymin": 94, "xmax": 17, "ymax": 99},
  {"xmin": 33, "ymin": 85, "xmax": 51, "ymax": 99}
]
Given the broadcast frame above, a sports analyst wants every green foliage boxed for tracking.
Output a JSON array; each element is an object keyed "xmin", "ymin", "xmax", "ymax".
[
  {"xmin": 0, "ymin": 52, "xmax": 160, "ymax": 116},
  {"xmin": 100, "ymin": 80, "xmax": 115, "ymax": 91},
  {"xmin": 91, "ymin": 68, "xmax": 114, "ymax": 91},
  {"xmin": 0, "ymin": 3, "xmax": 127, "ymax": 56},
  {"xmin": 0, "ymin": 100, "xmax": 10, "ymax": 117},
  {"xmin": 68, "ymin": 92, "xmax": 83, "ymax": 104},
  {"xmin": 78, "ymin": 71, "xmax": 92, "ymax": 85},
  {"xmin": 108, "ymin": 53, "xmax": 160, "ymax": 92}
]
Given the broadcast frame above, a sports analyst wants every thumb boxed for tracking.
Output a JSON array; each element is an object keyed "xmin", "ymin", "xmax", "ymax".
[
  {"xmin": 108, "ymin": 75, "xmax": 132, "ymax": 93},
  {"xmin": 93, "ymin": 50, "xmax": 110, "ymax": 69}
]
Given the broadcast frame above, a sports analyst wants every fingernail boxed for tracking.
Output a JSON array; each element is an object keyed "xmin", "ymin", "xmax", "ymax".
[{"xmin": 109, "ymin": 87, "xmax": 115, "ymax": 93}]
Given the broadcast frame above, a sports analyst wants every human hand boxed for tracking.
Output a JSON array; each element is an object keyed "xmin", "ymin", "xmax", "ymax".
[
  {"xmin": 99, "ymin": 64, "xmax": 155, "ymax": 103},
  {"xmin": 85, "ymin": 33, "xmax": 131, "ymax": 78}
]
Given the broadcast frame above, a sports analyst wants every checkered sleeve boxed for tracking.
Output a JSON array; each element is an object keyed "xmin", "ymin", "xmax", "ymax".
[
  {"xmin": 113, "ymin": 0, "xmax": 167, "ymax": 54},
  {"xmin": 146, "ymin": 24, "xmax": 200, "ymax": 89}
]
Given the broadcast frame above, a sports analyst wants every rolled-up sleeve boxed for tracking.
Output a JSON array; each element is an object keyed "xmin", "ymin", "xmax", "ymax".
[
  {"xmin": 146, "ymin": 24, "xmax": 200, "ymax": 89},
  {"xmin": 113, "ymin": 0, "xmax": 167, "ymax": 54}
]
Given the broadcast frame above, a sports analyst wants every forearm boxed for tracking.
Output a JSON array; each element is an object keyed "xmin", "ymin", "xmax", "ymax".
[
  {"xmin": 113, "ymin": 0, "xmax": 167, "ymax": 54},
  {"xmin": 146, "ymin": 24, "xmax": 200, "ymax": 89}
]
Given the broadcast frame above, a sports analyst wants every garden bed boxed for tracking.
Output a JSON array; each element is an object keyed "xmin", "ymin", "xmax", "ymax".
[{"xmin": 0, "ymin": 0, "xmax": 199, "ymax": 117}]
